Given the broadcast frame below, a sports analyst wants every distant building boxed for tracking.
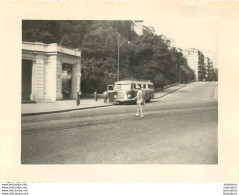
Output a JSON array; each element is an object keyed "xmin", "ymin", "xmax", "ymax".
[
  {"xmin": 183, "ymin": 48, "xmax": 205, "ymax": 81},
  {"xmin": 132, "ymin": 20, "xmax": 155, "ymax": 36},
  {"xmin": 204, "ymin": 57, "xmax": 210, "ymax": 80},
  {"xmin": 22, "ymin": 42, "xmax": 81, "ymax": 102},
  {"xmin": 205, "ymin": 57, "xmax": 215, "ymax": 81},
  {"xmin": 142, "ymin": 26, "xmax": 155, "ymax": 35},
  {"xmin": 132, "ymin": 20, "xmax": 144, "ymax": 35}
]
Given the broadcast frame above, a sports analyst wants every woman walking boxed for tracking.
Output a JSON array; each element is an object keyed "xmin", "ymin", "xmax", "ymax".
[{"xmin": 134, "ymin": 86, "xmax": 144, "ymax": 118}]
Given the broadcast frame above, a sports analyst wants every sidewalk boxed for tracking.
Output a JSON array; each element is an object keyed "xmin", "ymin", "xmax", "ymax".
[
  {"xmin": 154, "ymin": 84, "xmax": 186, "ymax": 99},
  {"xmin": 22, "ymin": 99, "xmax": 112, "ymax": 116},
  {"xmin": 22, "ymin": 84, "xmax": 187, "ymax": 116}
]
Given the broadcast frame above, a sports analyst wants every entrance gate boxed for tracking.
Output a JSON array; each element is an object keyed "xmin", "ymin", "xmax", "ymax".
[
  {"xmin": 22, "ymin": 60, "xmax": 32, "ymax": 100},
  {"xmin": 62, "ymin": 63, "xmax": 72, "ymax": 99}
]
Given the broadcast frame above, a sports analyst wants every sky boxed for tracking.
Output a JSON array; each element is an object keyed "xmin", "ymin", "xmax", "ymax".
[{"xmin": 143, "ymin": 6, "xmax": 219, "ymax": 68}]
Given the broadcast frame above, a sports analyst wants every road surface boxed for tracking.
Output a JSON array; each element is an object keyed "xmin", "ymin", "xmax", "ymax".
[{"xmin": 22, "ymin": 82, "xmax": 218, "ymax": 164}]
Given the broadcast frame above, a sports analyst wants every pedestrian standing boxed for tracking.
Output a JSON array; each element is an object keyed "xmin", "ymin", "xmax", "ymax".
[
  {"xmin": 76, "ymin": 91, "xmax": 81, "ymax": 106},
  {"xmin": 134, "ymin": 86, "xmax": 144, "ymax": 118},
  {"xmin": 94, "ymin": 91, "xmax": 98, "ymax": 101},
  {"xmin": 103, "ymin": 91, "xmax": 108, "ymax": 103}
]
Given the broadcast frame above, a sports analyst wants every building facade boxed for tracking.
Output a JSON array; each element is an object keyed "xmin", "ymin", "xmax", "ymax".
[
  {"xmin": 132, "ymin": 20, "xmax": 155, "ymax": 36},
  {"xmin": 22, "ymin": 42, "xmax": 81, "ymax": 102},
  {"xmin": 183, "ymin": 48, "xmax": 205, "ymax": 81},
  {"xmin": 204, "ymin": 57, "xmax": 215, "ymax": 81}
]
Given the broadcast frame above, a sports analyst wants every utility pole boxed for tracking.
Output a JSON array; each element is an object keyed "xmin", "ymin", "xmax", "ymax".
[
  {"xmin": 76, "ymin": 72, "xmax": 81, "ymax": 105},
  {"xmin": 117, "ymin": 40, "xmax": 120, "ymax": 81},
  {"xmin": 176, "ymin": 64, "xmax": 181, "ymax": 84},
  {"xmin": 117, "ymin": 39, "xmax": 127, "ymax": 81},
  {"xmin": 179, "ymin": 65, "xmax": 181, "ymax": 84}
]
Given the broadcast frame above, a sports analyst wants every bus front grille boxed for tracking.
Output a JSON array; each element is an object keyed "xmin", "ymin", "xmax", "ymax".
[{"xmin": 117, "ymin": 91, "xmax": 126, "ymax": 100}]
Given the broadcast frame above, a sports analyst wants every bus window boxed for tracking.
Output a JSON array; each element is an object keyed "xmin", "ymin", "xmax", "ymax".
[
  {"xmin": 107, "ymin": 85, "xmax": 114, "ymax": 91},
  {"xmin": 143, "ymin": 84, "xmax": 146, "ymax": 88},
  {"xmin": 135, "ymin": 84, "xmax": 140, "ymax": 89},
  {"xmin": 115, "ymin": 84, "xmax": 131, "ymax": 90}
]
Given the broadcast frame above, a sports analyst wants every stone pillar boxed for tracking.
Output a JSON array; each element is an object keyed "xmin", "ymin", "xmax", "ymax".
[
  {"xmin": 34, "ymin": 54, "xmax": 45, "ymax": 100},
  {"xmin": 56, "ymin": 58, "xmax": 63, "ymax": 100},
  {"xmin": 46, "ymin": 55, "xmax": 57, "ymax": 101},
  {"xmin": 30, "ymin": 59, "xmax": 36, "ymax": 101},
  {"xmin": 72, "ymin": 63, "xmax": 77, "ymax": 99},
  {"xmin": 43, "ymin": 60, "xmax": 48, "ymax": 99},
  {"xmin": 76, "ymin": 58, "xmax": 81, "ymax": 93}
]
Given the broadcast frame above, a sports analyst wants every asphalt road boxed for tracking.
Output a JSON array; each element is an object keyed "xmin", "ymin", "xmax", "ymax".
[{"xmin": 21, "ymin": 82, "xmax": 218, "ymax": 164}]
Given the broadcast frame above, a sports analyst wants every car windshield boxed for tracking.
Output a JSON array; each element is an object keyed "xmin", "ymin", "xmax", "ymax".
[
  {"xmin": 114, "ymin": 84, "xmax": 131, "ymax": 90},
  {"xmin": 107, "ymin": 85, "xmax": 114, "ymax": 90}
]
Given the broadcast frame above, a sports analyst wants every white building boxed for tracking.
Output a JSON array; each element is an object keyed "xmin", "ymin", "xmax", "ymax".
[
  {"xmin": 183, "ymin": 48, "xmax": 199, "ymax": 80},
  {"xmin": 183, "ymin": 48, "xmax": 205, "ymax": 81},
  {"xmin": 204, "ymin": 57, "xmax": 210, "ymax": 80},
  {"xmin": 22, "ymin": 42, "xmax": 81, "ymax": 102},
  {"xmin": 132, "ymin": 21, "xmax": 155, "ymax": 36},
  {"xmin": 132, "ymin": 20, "xmax": 144, "ymax": 36}
]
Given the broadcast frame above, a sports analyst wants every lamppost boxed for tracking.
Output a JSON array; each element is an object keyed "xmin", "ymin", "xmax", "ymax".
[
  {"xmin": 117, "ymin": 39, "xmax": 126, "ymax": 81},
  {"xmin": 176, "ymin": 64, "xmax": 181, "ymax": 84},
  {"xmin": 117, "ymin": 40, "xmax": 120, "ymax": 81},
  {"xmin": 76, "ymin": 72, "xmax": 81, "ymax": 105},
  {"xmin": 179, "ymin": 65, "xmax": 181, "ymax": 84}
]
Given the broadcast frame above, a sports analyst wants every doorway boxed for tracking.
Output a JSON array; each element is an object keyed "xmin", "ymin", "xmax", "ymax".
[
  {"xmin": 62, "ymin": 63, "xmax": 72, "ymax": 100},
  {"xmin": 22, "ymin": 59, "xmax": 32, "ymax": 100}
]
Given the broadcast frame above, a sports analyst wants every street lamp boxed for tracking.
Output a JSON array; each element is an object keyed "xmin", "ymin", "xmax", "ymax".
[
  {"xmin": 76, "ymin": 72, "xmax": 81, "ymax": 105},
  {"xmin": 117, "ymin": 39, "xmax": 126, "ymax": 81},
  {"xmin": 176, "ymin": 64, "xmax": 181, "ymax": 84},
  {"xmin": 117, "ymin": 40, "xmax": 120, "ymax": 81},
  {"xmin": 179, "ymin": 65, "xmax": 181, "ymax": 84}
]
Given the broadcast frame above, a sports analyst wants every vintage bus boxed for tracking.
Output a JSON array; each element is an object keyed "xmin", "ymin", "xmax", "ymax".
[{"xmin": 107, "ymin": 80, "xmax": 154, "ymax": 104}]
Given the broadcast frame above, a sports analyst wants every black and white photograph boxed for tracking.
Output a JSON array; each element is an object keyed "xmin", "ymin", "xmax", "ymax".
[
  {"xmin": 1, "ymin": 2, "xmax": 239, "ymax": 184},
  {"xmin": 21, "ymin": 19, "xmax": 218, "ymax": 164}
]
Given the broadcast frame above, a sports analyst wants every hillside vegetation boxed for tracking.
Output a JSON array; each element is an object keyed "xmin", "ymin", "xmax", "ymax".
[{"xmin": 23, "ymin": 20, "xmax": 195, "ymax": 93}]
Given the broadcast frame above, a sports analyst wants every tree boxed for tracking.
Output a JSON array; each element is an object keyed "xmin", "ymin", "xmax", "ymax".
[
  {"xmin": 81, "ymin": 57, "xmax": 117, "ymax": 93},
  {"xmin": 82, "ymin": 24, "xmax": 120, "ymax": 58},
  {"xmin": 22, "ymin": 20, "xmax": 195, "ymax": 93},
  {"xmin": 22, "ymin": 20, "xmax": 93, "ymax": 48},
  {"xmin": 128, "ymin": 34, "xmax": 174, "ymax": 87},
  {"xmin": 22, "ymin": 20, "xmax": 58, "ymax": 44}
]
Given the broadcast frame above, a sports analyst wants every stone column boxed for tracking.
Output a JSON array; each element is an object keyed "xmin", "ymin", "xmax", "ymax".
[
  {"xmin": 56, "ymin": 58, "xmax": 63, "ymax": 100},
  {"xmin": 72, "ymin": 63, "xmax": 77, "ymax": 99},
  {"xmin": 30, "ymin": 59, "xmax": 36, "ymax": 101},
  {"xmin": 76, "ymin": 58, "xmax": 81, "ymax": 93},
  {"xmin": 34, "ymin": 54, "xmax": 45, "ymax": 100},
  {"xmin": 47, "ymin": 55, "xmax": 57, "ymax": 101}
]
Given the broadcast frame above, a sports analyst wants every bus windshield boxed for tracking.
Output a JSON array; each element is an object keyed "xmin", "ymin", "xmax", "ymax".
[{"xmin": 114, "ymin": 84, "xmax": 131, "ymax": 90}]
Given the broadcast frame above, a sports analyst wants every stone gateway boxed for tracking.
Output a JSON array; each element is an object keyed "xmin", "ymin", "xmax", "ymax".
[{"xmin": 22, "ymin": 42, "xmax": 81, "ymax": 102}]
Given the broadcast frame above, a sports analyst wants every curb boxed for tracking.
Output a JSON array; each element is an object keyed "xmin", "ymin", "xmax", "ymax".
[
  {"xmin": 22, "ymin": 84, "xmax": 188, "ymax": 116},
  {"xmin": 21, "ymin": 104, "xmax": 114, "ymax": 117}
]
